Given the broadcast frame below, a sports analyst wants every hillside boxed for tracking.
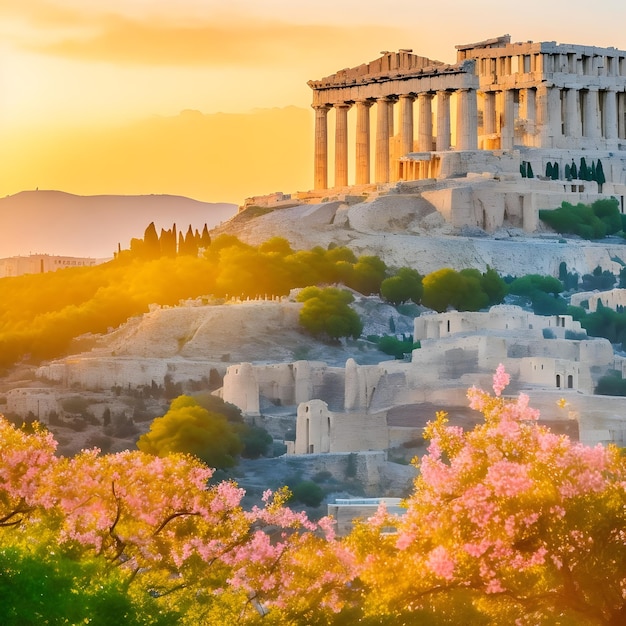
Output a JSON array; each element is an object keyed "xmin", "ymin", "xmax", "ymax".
[
  {"xmin": 0, "ymin": 190, "xmax": 237, "ymax": 258},
  {"xmin": 212, "ymin": 195, "xmax": 626, "ymax": 277}
]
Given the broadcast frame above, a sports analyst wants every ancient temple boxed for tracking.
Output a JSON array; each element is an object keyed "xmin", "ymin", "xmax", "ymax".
[{"xmin": 309, "ymin": 35, "xmax": 626, "ymax": 189}]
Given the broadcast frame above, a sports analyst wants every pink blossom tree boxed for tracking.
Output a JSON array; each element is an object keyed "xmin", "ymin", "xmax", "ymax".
[
  {"xmin": 0, "ymin": 418, "xmax": 350, "ymax": 624},
  {"xmin": 350, "ymin": 365, "xmax": 626, "ymax": 625}
]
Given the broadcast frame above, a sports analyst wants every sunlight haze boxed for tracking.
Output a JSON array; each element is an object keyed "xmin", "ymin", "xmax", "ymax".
[{"xmin": 2, "ymin": 0, "xmax": 626, "ymax": 203}]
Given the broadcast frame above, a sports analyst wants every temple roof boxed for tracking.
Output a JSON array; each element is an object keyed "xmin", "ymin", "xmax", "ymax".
[{"xmin": 308, "ymin": 50, "xmax": 448, "ymax": 90}]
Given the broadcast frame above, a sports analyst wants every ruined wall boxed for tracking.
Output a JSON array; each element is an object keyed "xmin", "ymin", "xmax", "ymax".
[
  {"xmin": 571, "ymin": 288, "xmax": 626, "ymax": 312},
  {"xmin": 37, "ymin": 357, "xmax": 219, "ymax": 391},
  {"xmin": 414, "ymin": 307, "xmax": 585, "ymax": 342},
  {"xmin": 294, "ymin": 400, "xmax": 389, "ymax": 454}
]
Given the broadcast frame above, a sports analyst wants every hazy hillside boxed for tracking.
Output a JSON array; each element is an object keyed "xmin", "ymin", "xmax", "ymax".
[
  {"xmin": 1, "ymin": 106, "xmax": 312, "ymax": 204},
  {"xmin": 213, "ymin": 197, "xmax": 626, "ymax": 277},
  {"xmin": 0, "ymin": 190, "xmax": 237, "ymax": 258}
]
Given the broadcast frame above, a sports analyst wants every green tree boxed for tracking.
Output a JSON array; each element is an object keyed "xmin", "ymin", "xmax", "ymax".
[
  {"xmin": 551, "ymin": 161, "xmax": 559, "ymax": 180},
  {"xmin": 291, "ymin": 480, "xmax": 324, "ymax": 507},
  {"xmin": 380, "ymin": 267, "xmax": 423, "ymax": 306},
  {"xmin": 595, "ymin": 371, "xmax": 626, "ymax": 396},
  {"xmin": 509, "ymin": 274, "xmax": 567, "ymax": 315},
  {"xmin": 159, "ymin": 227, "xmax": 176, "ymax": 257},
  {"xmin": 580, "ymin": 156, "xmax": 590, "ymax": 181},
  {"xmin": 0, "ymin": 547, "xmax": 175, "ymax": 626},
  {"xmin": 143, "ymin": 222, "xmax": 161, "ymax": 259},
  {"xmin": 199, "ymin": 223, "xmax": 211, "ymax": 248},
  {"xmin": 258, "ymin": 236, "xmax": 293, "ymax": 256},
  {"xmin": 297, "ymin": 286, "xmax": 363, "ymax": 341},
  {"xmin": 509, "ymin": 274, "xmax": 563, "ymax": 297},
  {"xmin": 592, "ymin": 198, "xmax": 621, "ymax": 234},
  {"xmin": 422, "ymin": 268, "xmax": 491, "ymax": 312},
  {"xmin": 348, "ymin": 256, "xmax": 387, "ymax": 295},
  {"xmin": 137, "ymin": 395, "xmax": 242, "ymax": 468},
  {"xmin": 596, "ymin": 159, "xmax": 606, "ymax": 190},
  {"xmin": 539, "ymin": 201, "xmax": 610, "ymax": 240},
  {"xmin": 376, "ymin": 335, "xmax": 420, "ymax": 359},
  {"xmin": 545, "ymin": 162, "xmax": 553, "ymax": 178},
  {"xmin": 180, "ymin": 225, "xmax": 198, "ymax": 257},
  {"xmin": 479, "ymin": 267, "xmax": 507, "ymax": 305},
  {"xmin": 238, "ymin": 424, "xmax": 273, "ymax": 459}
]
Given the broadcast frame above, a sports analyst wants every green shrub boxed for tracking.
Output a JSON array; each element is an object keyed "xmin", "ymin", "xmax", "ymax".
[
  {"xmin": 291, "ymin": 480, "xmax": 324, "ymax": 507},
  {"xmin": 238, "ymin": 424, "xmax": 273, "ymax": 459},
  {"xmin": 376, "ymin": 335, "xmax": 420, "ymax": 359},
  {"xmin": 61, "ymin": 396, "xmax": 91, "ymax": 415},
  {"xmin": 539, "ymin": 198, "xmax": 620, "ymax": 240},
  {"xmin": 595, "ymin": 371, "xmax": 626, "ymax": 396},
  {"xmin": 381, "ymin": 267, "xmax": 423, "ymax": 306},
  {"xmin": 297, "ymin": 287, "xmax": 363, "ymax": 341}
]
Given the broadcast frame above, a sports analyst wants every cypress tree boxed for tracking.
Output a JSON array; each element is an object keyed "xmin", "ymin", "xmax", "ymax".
[
  {"xmin": 143, "ymin": 222, "xmax": 160, "ymax": 259},
  {"xmin": 527, "ymin": 162, "xmax": 534, "ymax": 178},
  {"xmin": 571, "ymin": 161, "xmax": 578, "ymax": 179},
  {"xmin": 579, "ymin": 157, "xmax": 589, "ymax": 181},
  {"xmin": 596, "ymin": 159, "xmax": 606, "ymax": 188},
  {"xmin": 200, "ymin": 224, "xmax": 211, "ymax": 248},
  {"xmin": 520, "ymin": 161, "xmax": 527, "ymax": 178},
  {"xmin": 565, "ymin": 163, "xmax": 571, "ymax": 180},
  {"xmin": 183, "ymin": 225, "xmax": 198, "ymax": 257},
  {"xmin": 591, "ymin": 160, "xmax": 597, "ymax": 182},
  {"xmin": 545, "ymin": 162, "xmax": 553, "ymax": 178},
  {"xmin": 160, "ymin": 228, "xmax": 176, "ymax": 257},
  {"xmin": 552, "ymin": 161, "xmax": 559, "ymax": 180}
]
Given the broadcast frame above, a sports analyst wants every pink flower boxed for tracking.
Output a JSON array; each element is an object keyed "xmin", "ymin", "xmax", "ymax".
[
  {"xmin": 492, "ymin": 363, "xmax": 510, "ymax": 397},
  {"xmin": 426, "ymin": 546, "xmax": 455, "ymax": 580}
]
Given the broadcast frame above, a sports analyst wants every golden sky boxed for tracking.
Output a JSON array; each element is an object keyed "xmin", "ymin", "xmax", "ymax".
[{"xmin": 2, "ymin": 0, "xmax": 626, "ymax": 203}]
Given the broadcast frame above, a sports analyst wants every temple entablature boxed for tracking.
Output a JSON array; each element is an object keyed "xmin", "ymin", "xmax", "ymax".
[{"xmin": 309, "ymin": 35, "xmax": 626, "ymax": 191}]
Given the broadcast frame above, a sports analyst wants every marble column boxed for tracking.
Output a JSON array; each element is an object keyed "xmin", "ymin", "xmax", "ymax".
[
  {"xmin": 313, "ymin": 104, "xmax": 331, "ymax": 190},
  {"xmin": 398, "ymin": 94, "xmax": 415, "ymax": 157},
  {"xmin": 564, "ymin": 87, "xmax": 582, "ymax": 139},
  {"xmin": 375, "ymin": 97, "xmax": 391, "ymax": 183},
  {"xmin": 436, "ymin": 91, "xmax": 451, "ymax": 151},
  {"xmin": 618, "ymin": 92, "xmax": 626, "ymax": 140},
  {"xmin": 456, "ymin": 88, "xmax": 478, "ymax": 150},
  {"xmin": 536, "ymin": 85, "xmax": 560, "ymax": 148},
  {"xmin": 501, "ymin": 89, "xmax": 515, "ymax": 150},
  {"xmin": 388, "ymin": 99, "xmax": 395, "ymax": 140},
  {"xmin": 583, "ymin": 87, "xmax": 601, "ymax": 140},
  {"xmin": 417, "ymin": 93, "xmax": 434, "ymax": 151},
  {"xmin": 548, "ymin": 86, "xmax": 563, "ymax": 142},
  {"xmin": 483, "ymin": 91, "xmax": 497, "ymax": 135},
  {"xmin": 355, "ymin": 100, "xmax": 372, "ymax": 185},
  {"xmin": 603, "ymin": 88, "xmax": 618, "ymax": 142},
  {"xmin": 334, "ymin": 103, "xmax": 351, "ymax": 188},
  {"xmin": 520, "ymin": 88, "xmax": 536, "ymax": 146}
]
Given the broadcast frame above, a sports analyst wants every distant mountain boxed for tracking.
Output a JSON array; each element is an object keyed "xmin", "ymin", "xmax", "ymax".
[{"xmin": 0, "ymin": 190, "xmax": 237, "ymax": 259}]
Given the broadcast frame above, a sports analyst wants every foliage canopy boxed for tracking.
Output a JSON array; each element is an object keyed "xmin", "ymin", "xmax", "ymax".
[
  {"xmin": 137, "ymin": 395, "xmax": 242, "ymax": 468},
  {"xmin": 0, "ymin": 368, "xmax": 625, "ymax": 624}
]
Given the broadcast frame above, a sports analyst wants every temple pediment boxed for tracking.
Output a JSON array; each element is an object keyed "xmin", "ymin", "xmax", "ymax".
[{"xmin": 308, "ymin": 50, "xmax": 447, "ymax": 90}]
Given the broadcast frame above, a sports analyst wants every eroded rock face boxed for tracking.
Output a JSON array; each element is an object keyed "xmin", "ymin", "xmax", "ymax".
[{"xmin": 212, "ymin": 194, "xmax": 626, "ymax": 278}]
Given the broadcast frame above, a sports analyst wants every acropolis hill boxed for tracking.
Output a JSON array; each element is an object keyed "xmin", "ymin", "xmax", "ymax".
[
  {"xmin": 6, "ymin": 34, "xmax": 626, "ymax": 502},
  {"xmin": 242, "ymin": 34, "xmax": 626, "ymax": 236}
]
